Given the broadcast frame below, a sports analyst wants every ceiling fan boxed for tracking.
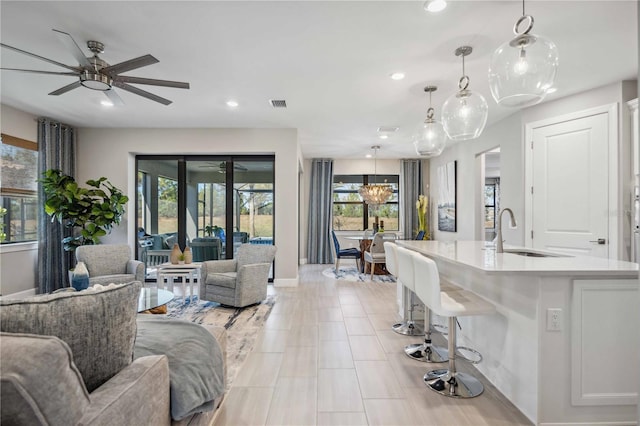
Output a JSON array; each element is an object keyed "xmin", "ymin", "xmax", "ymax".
[
  {"xmin": 197, "ymin": 162, "xmax": 249, "ymax": 173},
  {"xmin": 0, "ymin": 29, "xmax": 190, "ymax": 106}
]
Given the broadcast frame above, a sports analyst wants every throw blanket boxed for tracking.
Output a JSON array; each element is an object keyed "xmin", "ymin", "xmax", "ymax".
[{"xmin": 134, "ymin": 316, "xmax": 225, "ymax": 421}]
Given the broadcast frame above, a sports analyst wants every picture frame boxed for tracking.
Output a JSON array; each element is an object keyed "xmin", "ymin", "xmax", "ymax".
[{"xmin": 437, "ymin": 160, "xmax": 457, "ymax": 232}]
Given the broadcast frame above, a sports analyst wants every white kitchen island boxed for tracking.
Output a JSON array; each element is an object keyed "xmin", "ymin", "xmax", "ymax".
[{"xmin": 397, "ymin": 240, "xmax": 639, "ymax": 426}]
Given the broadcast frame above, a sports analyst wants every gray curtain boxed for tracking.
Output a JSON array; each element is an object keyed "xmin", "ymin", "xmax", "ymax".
[
  {"xmin": 400, "ymin": 159, "xmax": 423, "ymax": 240},
  {"xmin": 37, "ymin": 118, "xmax": 76, "ymax": 294},
  {"xmin": 307, "ymin": 159, "xmax": 334, "ymax": 264}
]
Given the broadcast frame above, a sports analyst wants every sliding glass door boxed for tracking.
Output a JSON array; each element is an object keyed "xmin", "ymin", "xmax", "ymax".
[{"xmin": 136, "ymin": 155, "xmax": 274, "ymax": 279}]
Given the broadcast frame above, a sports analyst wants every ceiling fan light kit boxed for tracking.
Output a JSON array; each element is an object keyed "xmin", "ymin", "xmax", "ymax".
[
  {"xmin": 413, "ymin": 85, "xmax": 447, "ymax": 158},
  {"xmin": 0, "ymin": 29, "xmax": 190, "ymax": 106},
  {"xmin": 488, "ymin": 0, "xmax": 559, "ymax": 107},
  {"xmin": 441, "ymin": 46, "xmax": 489, "ymax": 141}
]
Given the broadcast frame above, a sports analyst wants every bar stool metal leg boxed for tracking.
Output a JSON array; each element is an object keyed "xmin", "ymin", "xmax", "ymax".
[
  {"xmin": 404, "ymin": 306, "xmax": 448, "ymax": 362},
  {"xmin": 392, "ymin": 286, "xmax": 423, "ymax": 336},
  {"xmin": 424, "ymin": 317, "xmax": 485, "ymax": 398}
]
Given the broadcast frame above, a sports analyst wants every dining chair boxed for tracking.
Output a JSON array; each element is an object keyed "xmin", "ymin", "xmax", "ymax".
[
  {"xmin": 363, "ymin": 232, "xmax": 397, "ymax": 279},
  {"xmin": 331, "ymin": 230, "xmax": 361, "ymax": 271}
]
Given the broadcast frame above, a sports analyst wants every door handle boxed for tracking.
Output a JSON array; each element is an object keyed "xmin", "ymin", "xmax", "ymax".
[{"xmin": 589, "ymin": 238, "xmax": 606, "ymax": 245}]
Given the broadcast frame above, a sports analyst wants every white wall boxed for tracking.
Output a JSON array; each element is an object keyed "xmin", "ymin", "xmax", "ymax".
[
  {"xmin": 0, "ymin": 104, "xmax": 39, "ymax": 296},
  {"xmin": 428, "ymin": 80, "xmax": 637, "ymax": 256},
  {"xmin": 429, "ymin": 112, "xmax": 523, "ymax": 245},
  {"xmin": 77, "ymin": 127, "xmax": 300, "ymax": 287}
]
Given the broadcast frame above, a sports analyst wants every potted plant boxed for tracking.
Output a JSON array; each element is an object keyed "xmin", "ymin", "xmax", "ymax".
[{"xmin": 40, "ymin": 169, "xmax": 129, "ymax": 252}]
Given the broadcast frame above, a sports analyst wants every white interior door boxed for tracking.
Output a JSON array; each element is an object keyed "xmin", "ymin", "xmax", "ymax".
[{"xmin": 530, "ymin": 112, "xmax": 610, "ymax": 257}]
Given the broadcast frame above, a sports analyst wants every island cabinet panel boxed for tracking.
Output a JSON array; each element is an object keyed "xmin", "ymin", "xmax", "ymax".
[{"xmin": 571, "ymin": 280, "xmax": 639, "ymax": 406}]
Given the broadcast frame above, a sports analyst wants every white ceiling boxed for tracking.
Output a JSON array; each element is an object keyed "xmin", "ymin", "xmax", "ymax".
[{"xmin": 1, "ymin": 1, "xmax": 637, "ymax": 159}]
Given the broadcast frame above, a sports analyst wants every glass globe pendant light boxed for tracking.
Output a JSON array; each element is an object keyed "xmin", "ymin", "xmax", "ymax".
[
  {"xmin": 442, "ymin": 46, "xmax": 489, "ymax": 141},
  {"xmin": 414, "ymin": 85, "xmax": 447, "ymax": 157},
  {"xmin": 488, "ymin": 0, "xmax": 559, "ymax": 107}
]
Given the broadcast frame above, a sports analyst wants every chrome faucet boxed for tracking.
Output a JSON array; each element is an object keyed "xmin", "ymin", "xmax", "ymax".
[{"xmin": 497, "ymin": 208, "xmax": 517, "ymax": 253}]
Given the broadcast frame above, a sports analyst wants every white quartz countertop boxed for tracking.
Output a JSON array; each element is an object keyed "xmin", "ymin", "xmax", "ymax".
[{"xmin": 396, "ymin": 240, "xmax": 639, "ymax": 277}]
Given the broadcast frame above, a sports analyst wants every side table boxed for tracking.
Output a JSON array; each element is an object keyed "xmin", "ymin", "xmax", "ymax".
[{"xmin": 156, "ymin": 262, "xmax": 202, "ymax": 302}]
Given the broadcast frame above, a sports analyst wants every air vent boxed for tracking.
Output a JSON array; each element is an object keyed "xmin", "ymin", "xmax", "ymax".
[
  {"xmin": 270, "ymin": 99, "xmax": 287, "ymax": 108},
  {"xmin": 377, "ymin": 126, "xmax": 399, "ymax": 133}
]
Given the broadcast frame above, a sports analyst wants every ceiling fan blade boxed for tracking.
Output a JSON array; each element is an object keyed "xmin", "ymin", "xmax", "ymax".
[
  {"xmin": 52, "ymin": 29, "xmax": 92, "ymax": 68},
  {"xmin": 1, "ymin": 43, "xmax": 81, "ymax": 73},
  {"xmin": 49, "ymin": 81, "xmax": 82, "ymax": 96},
  {"xmin": 1, "ymin": 67, "xmax": 79, "ymax": 76},
  {"xmin": 113, "ymin": 82, "xmax": 172, "ymax": 105},
  {"xmin": 114, "ymin": 75, "xmax": 189, "ymax": 89},
  {"xmin": 102, "ymin": 55, "xmax": 159, "ymax": 76},
  {"xmin": 103, "ymin": 88, "xmax": 124, "ymax": 106}
]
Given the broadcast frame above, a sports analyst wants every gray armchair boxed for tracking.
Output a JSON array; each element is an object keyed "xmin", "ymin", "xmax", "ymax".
[
  {"xmin": 200, "ymin": 244, "xmax": 276, "ymax": 308},
  {"xmin": 76, "ymin": 244, "xmax": 145, "ymax": 286}
]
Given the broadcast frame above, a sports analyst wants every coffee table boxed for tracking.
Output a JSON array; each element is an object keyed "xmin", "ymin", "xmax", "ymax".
[{"xmin": 138, "ymin": 288, "xmax": 174, "ymax": 312}]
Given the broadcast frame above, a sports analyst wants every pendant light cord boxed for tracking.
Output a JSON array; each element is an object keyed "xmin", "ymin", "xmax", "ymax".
[{"xmin": 522, "ymin": 0, "xmax": 525, "ymax": 17}]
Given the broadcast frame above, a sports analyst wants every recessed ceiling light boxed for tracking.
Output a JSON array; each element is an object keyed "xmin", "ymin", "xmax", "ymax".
[
  {"xmin": 424, "ymin": 0, "xmax": 447, "ymax": 13},
  {"xmin": 100, "ymin": 100, "xmax": 114, "ymax": 107},
  {"xmin": 390, "ymin": 72, "xmax": 405, "ymax": 81},
  {"xmin": 365, "ymin": 154, "xmax": 373, "ymax": 158},
  {"xmin": 226, "ymin": 100, "xmax": 239, "ymax": 108},
  {"xmin": 379, "ymin": 134, "xmax": 389, "ymax": 139}
]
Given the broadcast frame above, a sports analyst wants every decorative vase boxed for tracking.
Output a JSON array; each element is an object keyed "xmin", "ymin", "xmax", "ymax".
[
  {"xmin": 416, "ymin": 194, "xmax": 429, "ymax": 240},
  {"xmin": 71, "ymin": 261, "xmax": 90, "ymax": 291},
  {"xmin": 170, "ymin": 243, "xmax": 182, "ymax": 264},
  {"xmin": 183, "ymin": 246, "xmax": 193, "ymax": 264}
]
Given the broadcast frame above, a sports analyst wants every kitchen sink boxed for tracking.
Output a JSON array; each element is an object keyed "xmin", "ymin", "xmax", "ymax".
[{"xmin": 503, "ymin": 249, "xmax": 569, "ymax": 258}]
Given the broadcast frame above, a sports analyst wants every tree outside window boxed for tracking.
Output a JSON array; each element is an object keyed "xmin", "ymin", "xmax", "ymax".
[
  {"xmin": 333, "ymin": 174, "xmax": 399, "ymax": 231},
  {"xmin": 1, "ymin": 135, "xmax": 38, "ymax": 243}
]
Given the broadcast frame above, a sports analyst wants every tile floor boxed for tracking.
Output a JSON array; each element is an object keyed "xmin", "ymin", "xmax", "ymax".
[{"xmin": 212, "ymin": 264, "xmax": 532, "ymax": 426}]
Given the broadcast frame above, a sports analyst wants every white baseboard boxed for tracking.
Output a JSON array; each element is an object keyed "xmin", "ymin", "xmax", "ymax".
[
  {"xmin": 1, "ymin": 287, "xmax": 37, "ymax": 300},
  {"xmin": 274, "ymin": 277, "xmax": 299, "ymax": 287},
  {"xmin": 299, "ymin": 258, "xmax": 308, "ymax": 265}
]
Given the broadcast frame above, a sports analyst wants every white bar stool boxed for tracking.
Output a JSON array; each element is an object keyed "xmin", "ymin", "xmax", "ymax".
[
  {"xmin": 384, "ymin": 242, "xmax": 423, "ymax": 336},
  {"xmin": 395, "ymin": 246, "xmax": 447, "ymax": 362},
  {"xmin": 410, "ymin": 249, "xmax": 496, "ymax": 398}
]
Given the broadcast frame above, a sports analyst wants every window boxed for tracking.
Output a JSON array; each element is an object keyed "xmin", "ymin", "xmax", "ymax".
[
  {"xmin": 485, "ymin": 184, "xmax": 496, "ymax": 229},
  {"xmin": 333, "ymin": 174, "xmax": 399, "ymax": 231},
  {"xmin": 157, "ymin": 176, "xmax": 178, "ymax": 234},
  {"xmin": 1, "ymin": 134, "xmax": 38, "ymax": 243}
]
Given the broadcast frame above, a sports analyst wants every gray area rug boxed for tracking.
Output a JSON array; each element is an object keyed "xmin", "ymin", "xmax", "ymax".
[
  {"xmin": 323, "ymin": 266, "xmax": 397, "ymax": 283},
  {"xmin": 165, "ymin": 295, "xmax": 276, "ymax": 389}
]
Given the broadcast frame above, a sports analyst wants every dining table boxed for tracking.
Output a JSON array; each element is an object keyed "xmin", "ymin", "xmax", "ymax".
[{"xmin": 344, "ymin": 236, "xmax": 389, "ymax": 275}]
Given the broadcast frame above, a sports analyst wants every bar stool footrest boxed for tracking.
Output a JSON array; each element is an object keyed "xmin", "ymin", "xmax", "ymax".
[
  {"xmin": 456, "ymin": 346, "xmax": 483, "ymax": 364},
  {"xmin": 432, "ymin": 322, "xmax": 448, "ymax": 336}
]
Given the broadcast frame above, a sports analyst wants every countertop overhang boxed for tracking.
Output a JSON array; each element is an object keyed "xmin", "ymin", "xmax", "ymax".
[{"xmin": 396, "ymin": 240, "xmax": 639, "ymax": 277}]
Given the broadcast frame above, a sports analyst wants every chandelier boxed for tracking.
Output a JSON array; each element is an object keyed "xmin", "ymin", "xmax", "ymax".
[
  {"xmin": 488, "ymin": 0, "xmax": 559, "ymax": 107},
  {"xmin": 442, "ymin": 46, "xmax": 489, "ymax": 141},
  {"xmin": 359, "ymin": 145, "xmax": 393, "ymax": 206},
  {"xmin": 414, "ymin": 85, "xmax": 447, "ymax": 157}
]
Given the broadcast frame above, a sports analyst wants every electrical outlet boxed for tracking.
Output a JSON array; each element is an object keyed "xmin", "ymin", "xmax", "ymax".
[{"xmin": 546, "ymin": 308, "xmax": 562, "ymax": 331}]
